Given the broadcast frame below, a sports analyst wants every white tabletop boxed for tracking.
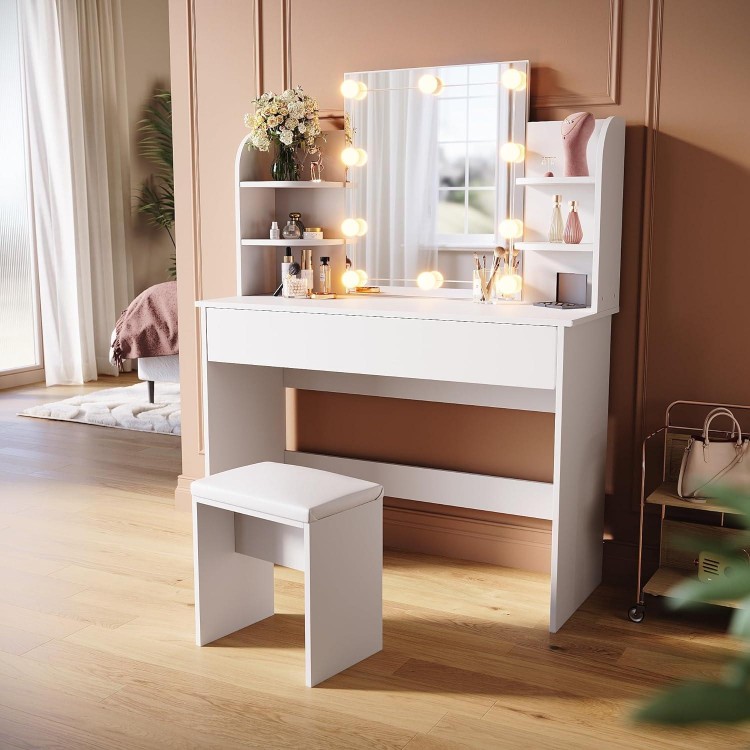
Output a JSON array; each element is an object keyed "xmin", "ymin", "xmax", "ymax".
[{"xmin": 197, "ymin": 295, "xmax": 617, "ymax": 328}]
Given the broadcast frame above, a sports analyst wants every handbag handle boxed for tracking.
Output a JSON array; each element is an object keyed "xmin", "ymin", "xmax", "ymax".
[{"xmin": 703, "ymin": 408, "xmax": 743, "ymax": 447}]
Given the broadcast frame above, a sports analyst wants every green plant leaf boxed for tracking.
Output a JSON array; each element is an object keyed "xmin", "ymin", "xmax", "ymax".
[
  {"xmin": 668, "ymin": 567, "xmax": 750, "ymax": 609},
  {"xmin": 729, "ymin": 599, "xmax": 750, "ymax": 637},
  {"xmin": 635, "ymin": 682, "xmax": 750, "ymax": 725}
]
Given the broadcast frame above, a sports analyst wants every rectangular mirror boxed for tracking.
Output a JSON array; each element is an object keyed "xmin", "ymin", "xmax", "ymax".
[{"xmin": 343, "ymin": 61, "xmax": 529, "ymax": 291}]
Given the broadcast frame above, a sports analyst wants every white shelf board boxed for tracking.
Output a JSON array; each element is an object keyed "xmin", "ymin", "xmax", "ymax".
[
  {"xmin": 241, "ymin": 238, "xmax": 345, "ymax": 246},
  {"xmin": 516, "ymin": 242, "xmax": 594, "ymax": 252},
  {"xmin": 239, "ymin": 180, "xmax": 347, "ymax": 189},
  {"xmin": 517, "ymin": 176, "xmax": 596, "ymax": 186}
]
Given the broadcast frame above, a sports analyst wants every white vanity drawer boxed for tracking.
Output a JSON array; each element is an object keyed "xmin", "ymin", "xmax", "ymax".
[{"xmin": 205, "ymin": 307, "xmax": 558, "ymax": 390}]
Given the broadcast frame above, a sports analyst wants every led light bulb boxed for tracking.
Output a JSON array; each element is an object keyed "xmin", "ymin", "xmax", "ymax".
[
  {"xmin": 356, "ymin": 218, "xmax": 368, "ymax": 236},
  {"xmin": 501, "ymin": 68, "xmax": 527, "ymax": 91},
  {"xmin": 355, "ymin": 82, "xmax": 368, "ymax": 100},
  {"xmin": 342, "ymin": 269, "xmax": 360, "ymax": 289},
  {"xmin": 499, "ymin": 218, "xmax": 524, "ymax": 240},
  {"xmin": 417, "ymin": 74, "xmax": 443, "ymax": 95},
  {"xmin": 417, "ymin": 271, "xmax": 437, "ymax": 290},
  {"xmin": 495, "ymin": 273, "xmax": 518, "ymax": 297},
  {"xmin": 500, "ymin": 142, "xmax": 525, "ymax": 163},
  {"xmin": 341, "ymin": 218, "xmax": 360, "ymax": 237},
  {"xmin": 431, "ymin": 271, "xmax": 444, "ymax": 288},
  {"xmin": 340, "ymin": 79, "xmax": 360, "ymax": 99},
  {"xmin": 355, "ymin": 148, "xmax": 368, "ymax": 166},
  {"xmin": 341, "ymin": 146, "xmax": 360, "ymax": 166},
  {"xmin": 356, "ymin": 269, "xmax": 368, "ymax": 286}
]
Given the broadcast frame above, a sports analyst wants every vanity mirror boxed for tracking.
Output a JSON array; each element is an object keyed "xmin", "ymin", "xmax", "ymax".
[{"xmin": 342, "ymin": 61, "xmax": 529, "ymax": 291}]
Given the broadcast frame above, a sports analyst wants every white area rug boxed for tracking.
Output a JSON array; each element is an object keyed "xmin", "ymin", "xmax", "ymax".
[{"xmin": 20, "ymin": 382, "xmax": 181, "ymax": 435}]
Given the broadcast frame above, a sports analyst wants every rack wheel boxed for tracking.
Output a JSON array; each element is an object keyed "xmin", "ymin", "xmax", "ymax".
[{"xmin": 628, "ymin": 604, "xmax": 645, "ymax": 623}]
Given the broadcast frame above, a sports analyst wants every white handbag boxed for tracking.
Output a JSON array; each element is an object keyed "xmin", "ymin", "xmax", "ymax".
[{"xmin": 677, "ymin": 408, "xmax": 750, "ymax": 501}]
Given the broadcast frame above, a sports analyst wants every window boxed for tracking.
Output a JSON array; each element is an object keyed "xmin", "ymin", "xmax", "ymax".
[
  {"xmin": 0, "ymin": 0, "xmax": 41, "ymax": 375},
  {"xmin": 436, "ymin": 64, "xmax": 499, "ymax": 247}
]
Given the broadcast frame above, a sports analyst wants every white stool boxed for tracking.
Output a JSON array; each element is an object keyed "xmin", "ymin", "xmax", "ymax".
[{"xmin": 191, "ymin": 461, "xmax": 384, "ymax": 687}]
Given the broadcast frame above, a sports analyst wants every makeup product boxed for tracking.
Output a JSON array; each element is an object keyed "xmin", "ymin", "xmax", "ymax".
[
  {"xmin": 303, "ymin": 227, "xmax": 323, "ymax": 240},
  {"xmin": 319, "ymin": 256, "xmax": 331, "ymax": 295},
  {"xmin": 563, "ymin": 200, "xmax": 583, "ymax": 244},
  {"xmin": 311, "ymin": 292, "xmax": 335, "ymax": 300},
  {"xmin": 533, "ymin": 272, "xmax": 588, "ymax": 309},
  {"xmin": 281, "ymin": 249, "xmax": 294, "ymax": 297},
  {"xmin": 355, "ymin": 286, "xmax": 380, "ymax": 294},
  {"xmin": 270, "ymin": 221, "xmax": 280, "ymax": 240},
  {"xmin": 301, "ymin": 248, "xmax": 314, "ymax": 292},
  {"xmin": 549, "ymin": 194, "xmax": 564, "ymax": 243}
]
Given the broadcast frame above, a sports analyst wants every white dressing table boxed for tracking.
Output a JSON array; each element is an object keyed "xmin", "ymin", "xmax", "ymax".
[
  {"xmin": 199, "ymin": 294, "xmax": 614, "ymax": 632},
  {"xmin": 198, "ymin": 107, "xmax": 624, "ymax": 632}
]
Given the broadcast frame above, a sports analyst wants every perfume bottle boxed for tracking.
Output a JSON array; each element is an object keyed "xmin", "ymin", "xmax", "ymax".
[
  {"xmin": 563, "ymin": 200, "xmax": 583, "ymax": 244},
  {"xmin": 289, "ymin": 212, "xmax": 305, "ymax": 235},
  {"xmin": 549, "ymin": 194, "xmax": 564, "ymax": 243},
  {"xmin": 319, "ymin": 256, "xmax": 331, "ymax": 294},
  {"xmin": 270, "ymin": 221, "xmax": 280, "ymax": 240},
  {"xmin": 281, "ymin": 218, "xmax": 301, "ymax": 240}
]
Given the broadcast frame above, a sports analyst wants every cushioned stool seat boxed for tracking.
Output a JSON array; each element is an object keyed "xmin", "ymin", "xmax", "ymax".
[{"xmin": 191, "ymin": 462, "xmax": 384, "ymax": 686}]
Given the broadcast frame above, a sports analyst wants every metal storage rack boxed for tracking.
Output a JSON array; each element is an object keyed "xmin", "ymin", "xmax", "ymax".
[{"xmin": 629, "ymin": 400, "xmax": 750, "ymax": 623}]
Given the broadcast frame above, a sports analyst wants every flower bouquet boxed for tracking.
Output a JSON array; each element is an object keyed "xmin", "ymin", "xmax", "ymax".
[{"xmin": 244, "ymin": 87, "xmax": 324, "ymax": 181}]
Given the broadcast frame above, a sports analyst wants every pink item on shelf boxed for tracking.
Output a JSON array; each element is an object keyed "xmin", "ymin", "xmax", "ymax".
[
  {"xmin": 563, "ymin": 201, "xmax": 583, "ymax": 244},
  {"xmin": 561, "ymin": 112, "xmax": 595, "ymax": 177}
]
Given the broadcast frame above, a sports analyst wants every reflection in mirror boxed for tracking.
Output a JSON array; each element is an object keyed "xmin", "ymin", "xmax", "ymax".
[{"xmin": 343, "ymin": 61, "xmax": 528, "ymax": 291}]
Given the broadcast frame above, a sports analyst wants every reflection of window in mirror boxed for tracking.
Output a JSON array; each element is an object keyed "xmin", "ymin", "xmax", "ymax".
[{"xmin": 437, "ymin": 64, "xmax": 498, "ymax": 247}]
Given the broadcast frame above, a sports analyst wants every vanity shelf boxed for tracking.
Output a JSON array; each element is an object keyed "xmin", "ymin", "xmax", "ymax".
[
  {"xmin": 239, "ymin": 180, "xmax": 347, "ymax": 189},
  {"xmin": 515, "ymin": 242, "xmax": 594, "ymax": 252},
  {"xmin": 241, "ymin": 238, "xmax": 345, "ymax": 247},
  {"xmin": 517, "ymin": 176, "xmax": 595, "ymax": 186}
]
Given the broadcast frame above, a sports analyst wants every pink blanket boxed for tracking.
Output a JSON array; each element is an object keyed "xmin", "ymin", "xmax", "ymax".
[{"xmin": 111, "ymin": 281, "xmax": 178, "ymax": 369}]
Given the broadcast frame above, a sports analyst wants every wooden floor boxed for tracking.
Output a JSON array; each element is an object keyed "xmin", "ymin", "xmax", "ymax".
[{"xmin": 1, "ymin": 377, "xmax": 749, "ymax": 749}]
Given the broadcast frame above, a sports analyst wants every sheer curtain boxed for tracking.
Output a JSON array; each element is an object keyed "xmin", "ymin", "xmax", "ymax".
[
  {"xmin": 18, "ymin": 0, "xmax": 133, "ymax": 384},
  {"xmin": 351, "ymin": 70, "xmax": 439, "ymax": 285}
]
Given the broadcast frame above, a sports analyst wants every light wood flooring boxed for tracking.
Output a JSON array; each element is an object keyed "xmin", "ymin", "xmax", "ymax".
[{"xmin": 1, "ymin": 376, "xmax": 749, "ymax": 748}]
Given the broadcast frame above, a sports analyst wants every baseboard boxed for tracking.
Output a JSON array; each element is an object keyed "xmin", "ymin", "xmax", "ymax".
[
  {"xmin": 175, "ymin": 474, "xmax": 196, "ymax": 512},
  {"xmin": 0, "ymin": 367, "xmax": 45, "ymax": 390},
  {"xmin": 383, "ymin": 498, "xmax": 552, "ymax": 574}
]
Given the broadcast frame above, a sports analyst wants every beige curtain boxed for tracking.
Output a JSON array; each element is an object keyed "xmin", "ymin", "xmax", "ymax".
[{"xmin": 18, "ymin": 0, "xmax": 133, "ymax": 384}]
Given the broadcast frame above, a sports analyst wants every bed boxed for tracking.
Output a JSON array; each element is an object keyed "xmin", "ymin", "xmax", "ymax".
[{"xmin": 110, "ymin": 281, "xmax": 179, "ymax": 403}]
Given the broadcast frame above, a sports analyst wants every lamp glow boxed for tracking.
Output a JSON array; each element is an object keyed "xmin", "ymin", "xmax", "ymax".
[
  {"xmin": 431, "ymin": 270, "xmax": 444, "ymax": 288},
  {"xmin": 497, "ymin": 273, "xmax": 523, "ymax": 296},
  {"xmin": 499, "ymin": 218, "xmax": 524, "ymax": 240},
  {"xmin": 342, "ymin": 269, "xmax": 360, "ymax": 290},
  {"xmin": 417, "ymin": 74, "xmax": 443, "ymax": 95},
  {"xmin": 417, "ymin": 271, "xmax": 437, "ymax": 290},
  {"xmin": 340, "ymin": 79, "xmax": 365, "ymax": 99},
  {"xmin": 356, "ymin": 218, "xmax": 368, "ymax": 236},
  {"xmin": 356, "ymin": 269, "xmax": 368, "ymax": 285},
  {"xmin": 341, "ymin": 218, "xmax": 360, "ymax": 237},
  {"xmin": 500, "ymin": 142, "xmax": 525, "ymax": 163},
  {"xmin": 341, "ymin": 146, "xmax": 360, "ymax": 166},
  {"xmin": 501, "ymin": 68, "xmax": 527, "ymax": 92},
  {"xmin": 355, "ymin": 148, "xmax": 368, "ymax": 166}
]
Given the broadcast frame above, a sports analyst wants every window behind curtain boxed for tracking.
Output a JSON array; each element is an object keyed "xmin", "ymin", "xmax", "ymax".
[{"xmin": 0, "ymin": 0, "xmax": 40, "ymax": 374}]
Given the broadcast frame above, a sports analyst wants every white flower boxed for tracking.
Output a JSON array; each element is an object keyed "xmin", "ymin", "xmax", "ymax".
[
  {"xmin": 297, "ymin": 123, "xmax": 306, "ymax": 134},
  {"xmin": 279, "ymin": 129, "xmax": 294, "ymax": 146},
  {"xmin": 285, "ymin": 117, "xmax": 297, "ymax": 130}
]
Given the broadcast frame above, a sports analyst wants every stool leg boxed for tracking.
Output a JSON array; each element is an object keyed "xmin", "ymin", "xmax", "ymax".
[
  {"xmin": 193, "ymin": 501, "xmax": 274, "ymax": 646},
  {"xmin": 304, "ymin": 496, "xmax": 383, "ymax": 687}
]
